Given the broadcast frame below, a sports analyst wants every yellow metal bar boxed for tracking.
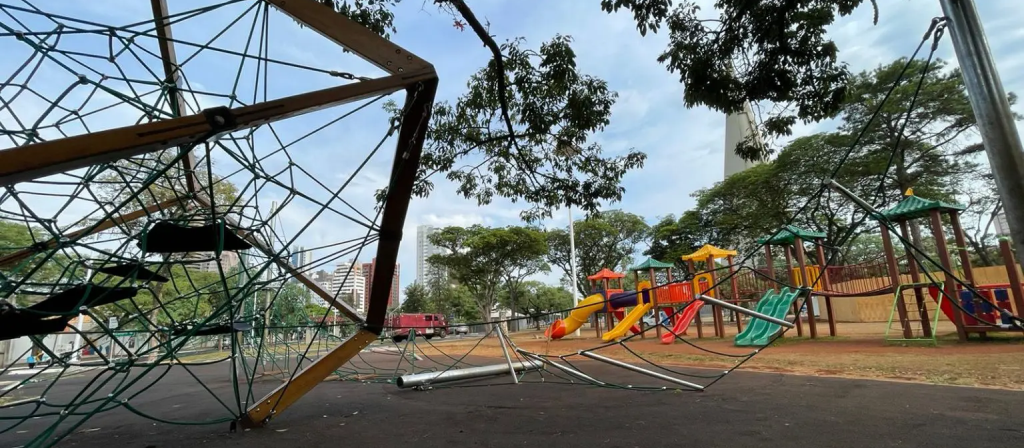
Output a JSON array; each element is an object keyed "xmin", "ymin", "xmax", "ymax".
[
  {"xmin": 150, "ymin": 0, "xmax": 201, "ymax": 194},
  {"xmin": 241, "ymin": 329, "xmax": 377, "ymax": 427},
  {"xmin": 268, "ymin": 0, "xmax": 433, "ymax": 75},
  {"xmin": 0, "ymin": 69, "xmax": 435, "ymax": 186}
]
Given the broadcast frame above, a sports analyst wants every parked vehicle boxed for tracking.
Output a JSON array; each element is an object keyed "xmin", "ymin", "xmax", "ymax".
[
  {"xmin": 387, "ymin": 313, "xmax": 448, "ymax": 342},
  {"xmin": 449, "ymin": 323, "xmax": 470, "ymax": 335}
]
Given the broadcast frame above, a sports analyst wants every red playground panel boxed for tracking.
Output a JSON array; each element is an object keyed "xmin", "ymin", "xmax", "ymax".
[{"xmin": 655, "ymin": 282, "xmax": 694, "ymax": 305}]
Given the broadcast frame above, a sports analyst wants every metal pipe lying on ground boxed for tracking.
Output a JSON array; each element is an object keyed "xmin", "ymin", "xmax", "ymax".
[
  {"xmin": 577, "ymin": 351, "xmax": 704, "ymax": 391},
  {"xmin": 697, "ymin": 295, "xmax": 795, "ymax": 329},
  {"xmin": 396, "ymin": 360, "xmax": 542, "ymax": 389},
  {"xmin": 514, "ymin": 349, "xmax": 606, "ymax": 386}
]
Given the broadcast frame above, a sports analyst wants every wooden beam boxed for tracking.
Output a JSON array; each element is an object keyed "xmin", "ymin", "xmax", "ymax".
[
  {"xmin": 0, "ymin": 69, "xmax": 436, "ymax": 186},
  {"xmin": 267, "ymin": 0, "xmax": 433, "ymax": 75},
  {"xmin": 150, "ymin": 0, "xmax": 201, "ymax": 194},
  {"xmin": 0, "ymin": 198, "xmax": 182, "ymax": 269},
  {"xmin": 792, "ymin": 237, "xmax": 816, "ymax": 338},
  {"xmin": 243, "ymin": 79, "xmax": 437, "ymax": 426},
  {"xmin": 241, "ymin": 329, "xmax": 377, "ymax": 427}
]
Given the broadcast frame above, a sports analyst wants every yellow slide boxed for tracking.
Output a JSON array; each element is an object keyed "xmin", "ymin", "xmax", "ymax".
[
  {"xmin": 545, "ymin": 293, "xmax": 606, "ymax": 339},
  {"xmin": 601, "ymin": 302, "xmax": 653, "ymax": 341}
]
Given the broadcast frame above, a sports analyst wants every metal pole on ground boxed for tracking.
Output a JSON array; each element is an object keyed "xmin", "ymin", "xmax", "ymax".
[
  {"xmin": 495, "ymin": 323, "xmax": 519, "ymax": 384},
  {"xmin": 939, "ymin": 0, "xmax": 1024, "ymax": 267}
]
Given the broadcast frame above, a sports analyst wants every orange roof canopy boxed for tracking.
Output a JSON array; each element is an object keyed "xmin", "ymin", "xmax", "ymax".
[
  {"xmin": 587, "ymin": 268, "xmax": 625, "ymax": 280},
  {"xmin": 680, "ymin": 244, "xmax": 738, "ymax": 261}
]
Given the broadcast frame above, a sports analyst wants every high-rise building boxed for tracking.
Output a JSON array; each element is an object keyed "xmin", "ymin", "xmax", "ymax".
[
  {"xmin": 331, "ymin": 260, "xmax": 366, "ymax": 315},
  {"xmin": 723, "ymin": 101, "xmax": 763, "ymax": 179},
  {"xmin": 191, "ymin": 251, "xmax": 240, "ymax": 273},
  {"xmin": 416, "ymin": 225, "xmax": 446, "ymax": 284},
  {"xmin": 311, "ymin": 269, "xmax": 332, "ymax": 307},
  {"xmin": 289, "ymin": 246, "xmax": 313, "ymax": 270},
  {"xmin": 362, "ymin": 258, "xmax": 400, "ymax": 310}
]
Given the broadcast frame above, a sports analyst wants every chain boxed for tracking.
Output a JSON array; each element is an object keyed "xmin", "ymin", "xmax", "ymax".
[{"xmin": 329, "ymin": 70, "xmax": 372, "ymax": 81}]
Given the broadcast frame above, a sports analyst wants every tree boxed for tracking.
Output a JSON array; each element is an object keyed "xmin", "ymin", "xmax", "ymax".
[
  {"xmin": 496, "ymin": 227, "xmax": 549, "ymax": 329},
  {"xmin": 547, "ymin": 210, "xmax": 650, "ymax": 297},
  {"xmin": 839, "ymin": 58, "xmax": 995, "ymax": 206},
  {"xmin": 401, "ymin": 283, "xmax": 432, "ymax": 313},
  {"xmin": 960, "ymin": 174, "xmax": 1002, "ymax": 267},
  {"xmin": 602, "ymin": 0, "xmax": 878, "ymax": 160},
  {"xmin": 499, "ymin": 281, "xmax": 573, "ymax": 329},
  {"xmin": 381, "ymin": 35, "xmax": 646, "ymax": 222},
  {"xmin": 428, "ymin": 225, "xmax": 549, "ymax": 330},
  {"xmin": 1, "ymin": 220, "xmax": 75, "ymax": 297}
]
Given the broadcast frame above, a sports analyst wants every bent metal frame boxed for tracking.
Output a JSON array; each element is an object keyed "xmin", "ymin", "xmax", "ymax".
[{"xmin": 0, "ymin": 0, "xmax": 437, "ymax": 428}]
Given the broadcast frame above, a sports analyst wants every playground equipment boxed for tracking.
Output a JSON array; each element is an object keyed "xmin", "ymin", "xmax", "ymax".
[
  {"xmin": 754, "ymin": 226, "xmax": 835, "ymax": 339},
  {"xmin": 660, "ymin": 300, "xmax": 704, "ymax": 344},
  {"xmin": 875, "ymin": 191, "xmax": 1024, "ymax": 342},
  {"xmin": 680, "ymin": 245, "xmax": 739, "ymax": 338},
  {"xmin": 545, "ymin": 282, "xmax": 652, "ymax": 342},
  {"xmin": 734, "ymin": 288, "xmax": 802, "ymax": 346}
]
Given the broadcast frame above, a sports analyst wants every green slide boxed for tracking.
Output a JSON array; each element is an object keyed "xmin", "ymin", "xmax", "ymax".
[{"xmin": 735, "ymin": 288, "xmax": 799, "ymax": 347}]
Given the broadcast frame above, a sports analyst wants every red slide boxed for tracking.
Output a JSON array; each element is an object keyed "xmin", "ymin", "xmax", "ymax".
[
  {"xmin": 660, "ymin": 300, "xmax": 704, "ymax": 344},
  {"xmin": 612, "ymin": 309, "xmax": 642, "ymax": 335}
]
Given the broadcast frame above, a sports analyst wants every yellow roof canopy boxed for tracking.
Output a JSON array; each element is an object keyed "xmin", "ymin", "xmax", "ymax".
[{"xmin": 680, "ymin": 244, "xmax": 738, "ymax": 261}]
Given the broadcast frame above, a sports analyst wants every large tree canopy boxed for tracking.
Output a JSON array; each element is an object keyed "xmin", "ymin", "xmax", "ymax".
[
  {"xmin": 547, "ymin": 210, "xmax": 649, "ymax": 297},
  {"xmin": 646, "ymin": 54, "xmax": 1014, "ymax": 264},
  {"xmin": 383, "ymin": 35, "xmax": 646, "ymax": 221}
]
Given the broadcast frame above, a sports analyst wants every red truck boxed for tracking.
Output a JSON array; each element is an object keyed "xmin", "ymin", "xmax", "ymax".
[{"xmin": 387, "ymin": 313, "xmax": 448, "ymax": 342}]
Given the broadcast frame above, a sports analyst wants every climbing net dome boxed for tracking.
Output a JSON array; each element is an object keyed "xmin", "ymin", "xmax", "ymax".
[{"xmin": 0, "ymin": 1, "xmax": 435, "ymax": 445}]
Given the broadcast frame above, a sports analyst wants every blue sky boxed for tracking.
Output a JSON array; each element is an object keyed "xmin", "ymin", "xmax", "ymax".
[{"xmin": 2, "ymin": 0, "xmax": 1023, "ymax": 302}]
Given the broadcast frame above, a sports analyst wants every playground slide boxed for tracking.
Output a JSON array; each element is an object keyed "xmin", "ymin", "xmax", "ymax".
[
  {"xmin": 735, "ymin": 288, "xmax": 799, "ymax": 347},
  {"xmin": 546, "ymin": 293, "xmax": 606, "ymax": 339},
  {"xmin": 611, "ymin": 309, "xmax": 642, "ymax": 335},
  {"xmin": 602, "ymin": 302, "xmax": 653, "ymax": 341},
  {"xmin": 660, "ymin": 300, "xmax": 704, "ymax": 344}
]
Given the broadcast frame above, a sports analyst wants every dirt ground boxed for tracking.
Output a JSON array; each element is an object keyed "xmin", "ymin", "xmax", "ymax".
[{"xmin": 418, "ymin": 321, "xmax": 1024, "ymax": 390}]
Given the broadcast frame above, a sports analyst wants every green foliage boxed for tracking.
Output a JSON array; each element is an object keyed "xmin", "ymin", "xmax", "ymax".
[
  {"xmin": 400, "ymin": 279, "xmax": 478, "ymax": 321},
  {"xmin": 647, "ymin": 56, "xmax": 1013, "ymax": 264},
  {"xmin": 547, "ymin": 210, "xmax": 649, "ymax": 297},
  {"xmin": 604, "ymin": 0, "xmax": 872, "ymax": 161},
  {"xmin": 0, "ymin": 220, "xmax": 74, "ymax": 292},
  {"xmin": 401, "ymin": 283, "xmax": 431, "ymax": 313},
  {"xmin": 427, "ymin": 225, "xmax": 547, "ymax": 324},
  {"xmin": 268, "ymin": 281, "xmax": 313, "ymax": 327},
  {"xmin": 382, "ymin": 35, "xmax": 646, "ymax": 222},
  {"xmin": 317, "ymin": 0, "xmax": 400, "ymax": 38},
  {"xmin": 499, "ymin": 280, "xmax": 573, "ymax": 328}
]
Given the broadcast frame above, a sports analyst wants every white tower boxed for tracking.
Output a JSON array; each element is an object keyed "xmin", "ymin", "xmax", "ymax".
[{"xmin": 723, "ymin": 101, "xmax": 764, "ymax": 179}]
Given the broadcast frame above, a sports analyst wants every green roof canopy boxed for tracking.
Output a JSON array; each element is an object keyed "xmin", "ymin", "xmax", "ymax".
[
  {"xmin": 629, "ymin": 257, "xmax": 675, "ymax": 271},
  {"xmin": 757, "ymin": 225, "xmax": 827, "ymax": 245},
  {"xmin": 877, "ymin": 195, "xmax": 966, "ymax": 221}
]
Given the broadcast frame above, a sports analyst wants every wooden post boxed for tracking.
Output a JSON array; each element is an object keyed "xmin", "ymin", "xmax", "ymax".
[
  {"xmin": 880, "ymin": 225, "xmax": 914, "ymax": 339},
  {"xmin": 949, "ymin": 211, "xmax": 983, "ymax": 337},
  {"xmin": 899, "ymin": 220, "xmax": 932, "ymax": 337},
  {"xmin": 998, "ymin": 238, "xmax": 1024, "ymax": 316},
  {"xmin": 728, "ymin": 255, "xmax": 743, "ymax": 333},
  {"xmin": 793, "ymin": 237, "xmax": 817, "ymax": 338},
  {"xmin": 930, "ymin": 210, "xmax": 968, "ymax": 341},
  {"xmin": 949, "ymin": 213, "xmax": 977, "ymax": 285},
  {"xmin": 813, "ymin": 239, "xmax": 837, "ymax": 337},
  {"xmin": 783, "ymin": 245, "xmax": 802, "ymax": 336},
  {"xmin": 706, "ymin": 254, "xmax": 725, "ymax": 337},
  {"xmin": 764, "ymin": 245, "xmax": 777, "ymax": 292},
  {"xmin": 634, "ymin": 270, "xmax": 644, "ymax": 339},
  {"xmin": 648, "ymin": 267, "xmax": 659, "ymax": 340}
]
